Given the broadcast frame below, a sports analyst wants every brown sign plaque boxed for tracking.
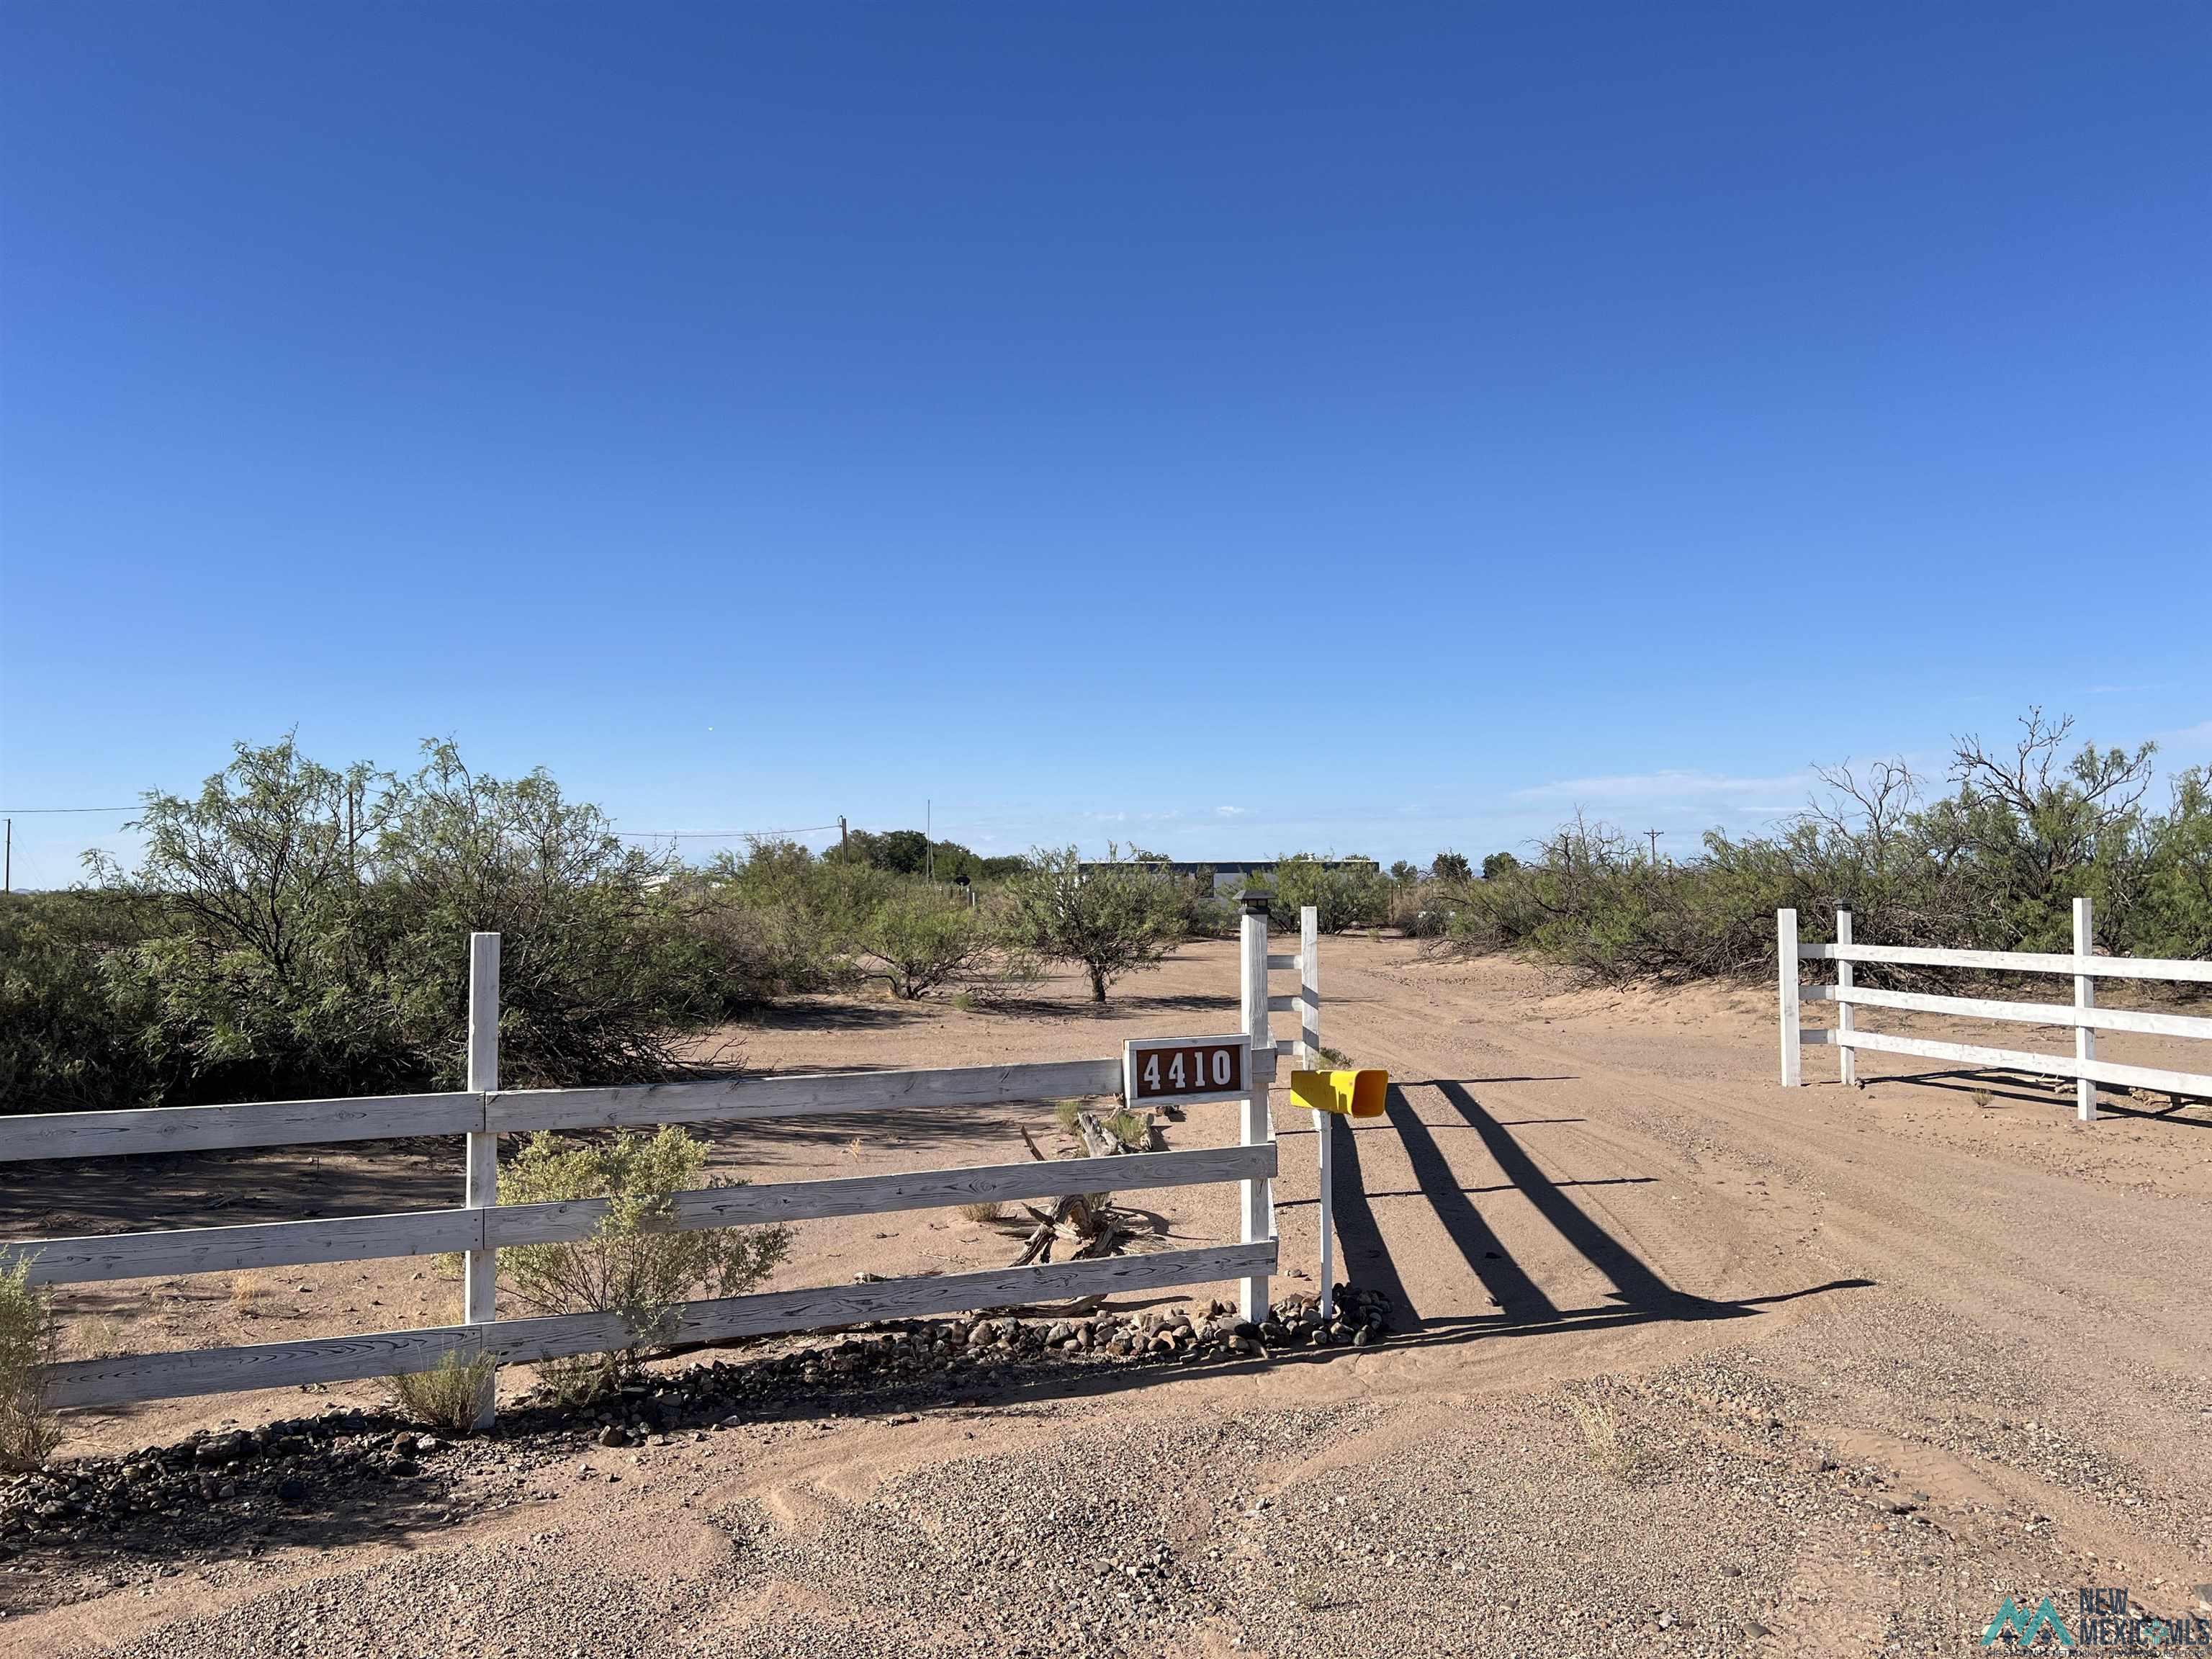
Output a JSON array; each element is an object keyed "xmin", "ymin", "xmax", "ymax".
[{"xmin": 1123, "ymin": 1034, "xmax": 1251, "ymax": 1106}]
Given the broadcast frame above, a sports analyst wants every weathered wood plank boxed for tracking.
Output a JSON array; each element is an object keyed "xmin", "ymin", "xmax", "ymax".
[
  {"xmin": 0, "ymin": 1094, "xmax": 482, "ymax": 1164},
  {"xmin": 47, "ymin": 1241, "xmax": 1277, "ymax": 1409},
  {"xmin": 1835, "ymin": 1027, "xmax": 2212, "ymax": 1098},
  {"xmin": 47, "ymin": 1324, "xmax": 483, "ymax": 1410},
  {"xmin": 487, "ymin": 1058, "xmax": 1123, "ymax": 1134},
  {"xmin": 2, "ymin": 1208, "xmax": 480, "ymax": 1287},
  {"xmin": 484, "ymin": 1241, "xmax": 1280, "ymax": 1366},
  {"xmin": 1796, "ymin": 942, "xmax": 2212, "ymax": 984},
  {"xmin": 487, "ymin": 1142, "xmax": 1277, "ymax": 1246},
  {"xmin": 1807, "ymin": 983, "xmax": 2212, "ymax": 1041}
]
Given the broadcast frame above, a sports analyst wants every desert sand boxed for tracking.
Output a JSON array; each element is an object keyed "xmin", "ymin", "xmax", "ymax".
[{"xmin": 6, "ymin": 935, "xmax": 2209, "ymax": 1657}]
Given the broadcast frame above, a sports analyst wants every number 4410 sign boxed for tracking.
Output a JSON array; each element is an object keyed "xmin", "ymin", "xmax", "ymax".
[{"xmin": 1123, "ymin": 1033, "xmax": 1251, "ymax": 1107}]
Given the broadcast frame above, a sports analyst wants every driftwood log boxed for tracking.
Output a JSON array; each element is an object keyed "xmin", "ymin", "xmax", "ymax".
[{"xmin": 1006, "ymin": 1110, "xmax": 1159, "ymax": 1266}]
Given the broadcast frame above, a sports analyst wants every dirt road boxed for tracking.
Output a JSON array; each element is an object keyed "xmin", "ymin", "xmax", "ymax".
[{"xmin": 14, "ymin": 938, "xmax": 2211, "ymax": 1657}]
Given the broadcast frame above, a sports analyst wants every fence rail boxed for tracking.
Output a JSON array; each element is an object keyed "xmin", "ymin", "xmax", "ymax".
[
  {"xmin": 1778, "ymin": 903, "xmax": 2212, "ymax": 1120},
  {"xmin": 42, "ymin": 1241, "xmax": 1275, "ymax": 1411},
  {"xmin": 5, "ymin": 931, "xmax": 1285, "ymax": 1419}
]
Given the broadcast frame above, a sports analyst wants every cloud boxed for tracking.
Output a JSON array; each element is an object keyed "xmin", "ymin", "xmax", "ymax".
[
  {"xmin": 1511, "ymin": 768, "xmax": 1812, "ymax": 806},
  {"xmin": 1215, "ymin": 805, "xmax": 1247, "ymax": 817},
  {"xmin": 2156, "ymin": 719, "xmax": 2212, "ymax": 758}
]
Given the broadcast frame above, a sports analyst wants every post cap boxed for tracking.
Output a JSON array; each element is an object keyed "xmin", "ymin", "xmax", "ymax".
[{"xmin": 1240, "ymin": 886, "xmax": 1273, "ymax": 914}]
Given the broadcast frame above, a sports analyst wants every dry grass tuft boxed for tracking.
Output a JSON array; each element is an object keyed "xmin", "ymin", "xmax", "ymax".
[
  {"xmin": 69, "ymin": 1315, "xmax": 127, "ymax": 1361},
  {"xmin": 958, "ymin": 1201, "xmax": 1007, "ymax": 1223},
  {"xmin": 230, "ymin": 1272, "xmax": 269, "ymax": 1316},
  {"xmin": 1565, "ymin": 1390, "xmax": 1628, "ymax": 1478},
  {"xmin": 382, "ymin": 1352, "xmax": 495, "ymax": 1432}
]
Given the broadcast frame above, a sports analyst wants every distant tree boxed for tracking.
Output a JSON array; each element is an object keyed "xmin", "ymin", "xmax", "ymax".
[
  {"xmin": 1006, "ymin": 845, "xmax": 1180, "ymax": 1000},
  {"xmin": 1481, "ymin": 851, "xmax": 1521, "ymax": 881},
  {"xmin": 1388, "ymin": 860, "xmax": 1420, "ymax": 886},
  {"xmin": 825, "ymin": 829, "xmax": 1017, "ymax": 885},
  {"xmin": 850, "ymin": 884, "xmax": 991, "ymax": 999},
  {"xmin": 1273, "ymin": 853, "xmax": 1390, "ymax": 933},
  {"xmin": 1431, "ymin": 851, "xmax": 1473, "ymax": 884}
]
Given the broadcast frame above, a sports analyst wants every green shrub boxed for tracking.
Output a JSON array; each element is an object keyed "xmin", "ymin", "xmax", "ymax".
[
  {"xmin": 0, "ymin": 1259, "xmax": 59, "ymax": 1471},
  {"xmin": 494, "ymin": 1126, "xmax": 789, "ymax": 1400},
  {"xmin": 1005, "ymin": 845, "xmax": 1180, "ymax": 1001},
  {"xmin": 0, "ymin": 889, "xmax": 163, "ymax": 1112},
  {"xmin": 851, "ymin": 882, "xmax": 991, "ymax": 999},
  {"xmin": 9, "ymin": 736, "xmax": 734, "ymax": 1112},
  {"xmin": 1271, "ymin": 854, "xmax": 1391, "ymax": 934},
  {"xmin": 696, "ymin": 838, "xmax": 873, "ymax": 995}
]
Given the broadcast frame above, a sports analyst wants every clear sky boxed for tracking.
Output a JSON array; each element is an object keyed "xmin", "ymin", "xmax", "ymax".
[{"xmin": 3, "ymin": 4, "xmax": 2207, "ymax": 887}]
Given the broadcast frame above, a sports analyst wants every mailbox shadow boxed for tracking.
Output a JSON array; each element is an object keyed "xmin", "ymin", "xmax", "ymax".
[
  {"xmin": 1434, "ymin": 1079, "xmax": 1744, "ymax": 1322},
  {"xmin": 1322, "ymin": 1079, "xmax": 1785, "ymax": 1334}
]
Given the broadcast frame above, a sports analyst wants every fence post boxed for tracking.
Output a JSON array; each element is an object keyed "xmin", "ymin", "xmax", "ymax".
[
  {"xmin": 464, "ymin": 932, "xmax": 501, "ymax": 1429},
  {"xmin": 1300, "ymin": 904, "xmax": 1334, "ymax": 1320},
  {"xmin": 1777, "ymin": 909, "xmax": 1801, "ymax": 1087},
  {"xmin": 1835, "ymin": 907, "xmax": 1855, "ymax": 1089},
  {"xmin": 1238, "ymin": 893, "xmax": 1274, "ymax": 1323},
  {"xmin": 2074, "ymin": 896, "xmax": 2097, "ymax": 1123}
]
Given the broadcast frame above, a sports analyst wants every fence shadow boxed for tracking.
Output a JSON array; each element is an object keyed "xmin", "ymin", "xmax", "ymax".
[
  {"xmin": 1881, "ymin": 1069, "xmax": 2212, "ymax": 1129},
  {"xmin": 1319, "ymin": 1078, "xmax": 1809, "ymax": 1336}
]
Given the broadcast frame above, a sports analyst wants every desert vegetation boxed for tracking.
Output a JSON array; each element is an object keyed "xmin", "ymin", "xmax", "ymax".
[
  {"xmin": 0, "ymin": 742, "xmax": 1254, "ymax": 1115},
  {"xmin": 487, "ymin": 1125, "xmax": 791, "ymax": 1401},
  {"xmin": 11, "ymin": 711, "xmax": 2199, "ymax": 1118},
  {"xmin": 0, "ymin": 1259, "xmax": 58, "ymax": 1472},
  {"xmin": 1431, "ymin": 711, "xmax": 2211, "ymax": 983}
]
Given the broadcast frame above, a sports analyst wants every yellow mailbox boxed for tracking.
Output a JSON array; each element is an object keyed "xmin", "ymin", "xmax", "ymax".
[{"xmin": 1290, "ymin": 1069, "xmax": 1390, "ymax": 1118}]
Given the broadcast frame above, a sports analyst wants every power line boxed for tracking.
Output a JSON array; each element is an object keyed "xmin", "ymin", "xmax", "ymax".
[
  {"xmin": 0, "ymin": 804, "xmax": 138, "ymax": 814},
  {"xmin": 613, "ymin": 822, "xmax": 843, "ymax": 842}
]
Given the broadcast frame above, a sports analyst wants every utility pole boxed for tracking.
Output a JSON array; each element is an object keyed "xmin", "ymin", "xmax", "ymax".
[
  {"xmin": 4, "ymin": 818, "xmax": 10, "ymax": 894},
  {"xmin": 926, "ymin": 799, "xmax": 933, "ymax": 882},
  {"xmin": 1644, "ymin": 828, "xmax": 1664, "ymax": 864},
  {"xmin": 839, "ymin": 815, "xmax": 848, "ymax": 858}
]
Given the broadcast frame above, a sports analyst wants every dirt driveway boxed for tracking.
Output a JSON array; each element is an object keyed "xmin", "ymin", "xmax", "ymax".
[{"xmin": 12, "ymin": 938, "xmax": 2211, "ymax": 1657}]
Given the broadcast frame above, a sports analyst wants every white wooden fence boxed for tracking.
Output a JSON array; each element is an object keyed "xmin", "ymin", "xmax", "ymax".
[
  {"xmin": 3, "ymin": 918, "xmax": 1291, "ymax": 1420},
  {"xmin": 1779, "ymin": 902, "xmax": 2212, "ymax": 1120}
]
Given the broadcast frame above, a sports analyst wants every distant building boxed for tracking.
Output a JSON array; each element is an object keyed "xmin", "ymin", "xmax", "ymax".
[{"xmin": 1076, "ymin": 858, "xmax": 1380, "ymax": 894}]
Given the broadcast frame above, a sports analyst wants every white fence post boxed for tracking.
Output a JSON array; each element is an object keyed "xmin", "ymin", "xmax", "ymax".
[
  {"xmin": 1299, "ymin": 905, "xmax": 1320, "ymax": 1066},
  {"xmin": 464, "ymin": 932, "xmax": 500, "ymax": 1429},
  {"xmin": 2074, "ymin": 896, "xmax": 2097, "ymax": 1123},
  {"xmin": 1300, "ymin": 905, "xmax": 1334, "ymax": 1320},
  {"xmin": 1777, "ymin": 909, "xmax": 1801, "ymax": 1087},
  {"xmin": 1237, "ymin": 894, "xmax": 1274, "ymax": 1323},
  {"xmin": 1835, "ymin": 907, "xmax": 1856, "ymax": 1089}
]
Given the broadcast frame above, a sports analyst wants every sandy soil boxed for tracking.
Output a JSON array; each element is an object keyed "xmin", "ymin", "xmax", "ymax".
[{"xmin": 8, "ymin": 937, "xmax": 2211, "ymax": 1657}]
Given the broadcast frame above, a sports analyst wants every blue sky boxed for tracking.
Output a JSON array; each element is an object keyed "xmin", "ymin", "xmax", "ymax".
[{"xmin": 3, "ymin": 4, "xmax": 2207, "ymax": 887}]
